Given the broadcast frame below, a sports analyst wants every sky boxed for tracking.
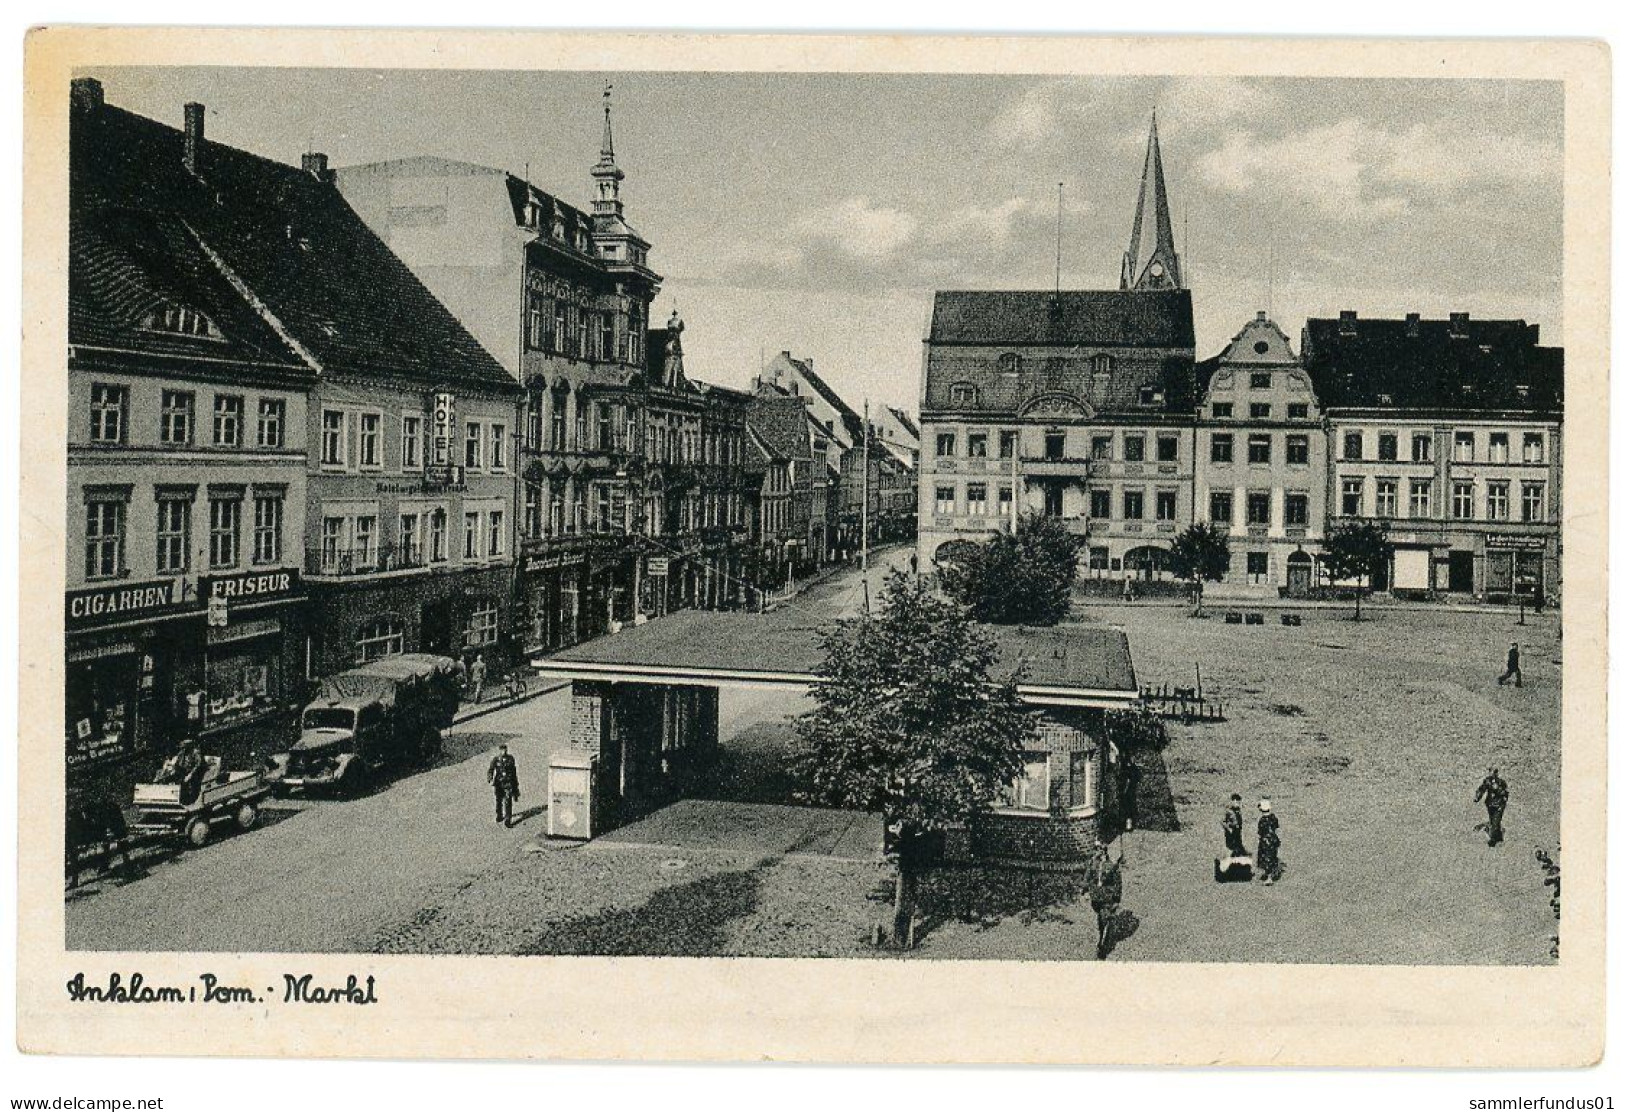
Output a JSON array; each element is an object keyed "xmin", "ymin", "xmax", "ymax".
[{"xmin": 89, "ymin": 67, "xmax": 1564, "ymax": 417}]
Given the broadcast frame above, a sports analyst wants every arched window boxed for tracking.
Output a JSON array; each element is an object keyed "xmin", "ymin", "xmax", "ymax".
[
  {"xmin": 950, "ymin": 382, "xmax": 981, "ymax": 406},
  {"xmin": 1090, "ymin": 353, "xmax": 1114, "ymax": 376},
  {"xmin": 356, "ymin": 617, "xmax": 405, "ymax": 663}
]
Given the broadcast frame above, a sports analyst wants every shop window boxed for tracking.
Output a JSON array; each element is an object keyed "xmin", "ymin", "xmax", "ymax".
[
  {"xmin": 356, "ymin": 618, "xmax": 405, "ymax": 663},
  {"xmin": 214, "ymin": 395, "xmax": 244, "ymax": 447},
  {"xmin": 66, "ymin": 653, "xmax": 137, "ymax": 770},
  {"xmin": 257, "ymin": 399, "xmax": 285, "ymax": 449},
  {"xmin": 89, "ymin": 383, "xmax": 127, "ymax": 444},
  {"xmin": 205, "ymin": 628, "xmax": 281, "ymax": 729},
  {"xmin": 161, "ymin": 390, "xmax": 195, "ymax": 445},
  {"xmin": 463, "ymin": 605, "xmax": 499, "ymax": 649},
  {"xmin": 208, "ymin": 495, "xmax": 242, "ymax": 569}
]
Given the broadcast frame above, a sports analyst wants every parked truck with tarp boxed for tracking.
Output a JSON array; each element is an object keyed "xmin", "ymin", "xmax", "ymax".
[{"xmin": 271, "ymin": 654, "xmax": 457, "ymax": 795}]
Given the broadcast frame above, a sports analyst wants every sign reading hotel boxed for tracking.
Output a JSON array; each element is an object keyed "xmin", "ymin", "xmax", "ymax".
[
  {"xmin": 431, "ymin": 391, "xmax": 457, "ymax": 467},
  {"xmin": 65, "ymin": 579, "xmax": 179, "ymax": 629}
]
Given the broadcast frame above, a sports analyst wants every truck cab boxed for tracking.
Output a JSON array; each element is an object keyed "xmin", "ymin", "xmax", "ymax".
[{"xmin": 274, "ymin": 697, "xmax": 390, "ymax": 794}]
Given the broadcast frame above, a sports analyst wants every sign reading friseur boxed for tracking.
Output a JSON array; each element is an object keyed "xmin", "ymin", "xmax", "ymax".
[{"xmin": 64, "ymin": 569, "xmax": 302, "ymax": 630}]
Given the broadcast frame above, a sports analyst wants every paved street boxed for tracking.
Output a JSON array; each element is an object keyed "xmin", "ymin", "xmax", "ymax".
[
  {"xmin": 68, "ymin": 547, "xmax": 1559, "ymax": 964},
  {"xmin": 66, "ymin": 549, "xmax": 908, "ymax": 953}
]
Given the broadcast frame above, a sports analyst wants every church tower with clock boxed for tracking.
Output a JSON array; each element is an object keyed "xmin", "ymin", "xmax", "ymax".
[{"xmin": 1120, "ymin": 113, "xmax": 1183, "ymax": 291}]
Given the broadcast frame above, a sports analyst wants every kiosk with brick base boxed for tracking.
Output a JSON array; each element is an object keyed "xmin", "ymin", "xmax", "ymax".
[{"xmin": 534, "ymin": 610, "xmax": 1139, "ymax": 862}]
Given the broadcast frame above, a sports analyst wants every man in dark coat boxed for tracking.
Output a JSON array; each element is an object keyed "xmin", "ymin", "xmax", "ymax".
[
  {"xmin": 487, "ymin": 744, "xmax": 520, "ymax": 826},
  {"xmin": 1221, "ymin": 793, "xmax": 1247, "ymax": 857},
  {"xmin": 1497, "ymin": 642, "xmax": 1523, "ymax": 687},
  {"xmin": 1256, "ymin": 799, "xmax": 1282, "ymax": 885},
  {"xmin": 1474, "ymin": 768, "xmax": 1510, "ymax": 847},
  {"xmin": 1084, "ymin": 838, "xmax": 1123, "ymax": 959}
]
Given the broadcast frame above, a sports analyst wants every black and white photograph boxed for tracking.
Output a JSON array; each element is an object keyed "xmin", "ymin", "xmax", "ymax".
[{"xmin": 15, "ymin": 25, "xmax": 1610, "ymax": 1070}]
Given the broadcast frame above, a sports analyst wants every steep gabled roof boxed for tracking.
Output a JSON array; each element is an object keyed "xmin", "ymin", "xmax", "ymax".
[
  {"xmin": 747, "ymin": 390, "xmax": 814, "ymax": 463},
  {"xmin": 928, "ymin": 289, "xmax": 1196, "ymax": 349},
  {"xmin": 885, "ymin": 405, "xmax": 920, "ymax": 439},
  {"xmin": 1301, "ymin": 314, "xmax": 1562, "ymax": 413},
  {"xmin": 72, "ymin": 99, "xmax": 514, "ymax": 393},
  {"xmin": 70, "ymin": 205, "xmax": 312, "ymax": 379}
]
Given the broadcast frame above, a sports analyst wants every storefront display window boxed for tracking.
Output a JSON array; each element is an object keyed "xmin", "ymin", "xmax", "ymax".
[
  {"xmin": 204, "ymin": 619, "xmax": 283, "ymax": 730},
  {"xmin": 463, "ymin": 603, "xmax": 498, "ymax": 650},
  {"xmin": 65, "ymin": 650, "xmax": 137, "ymax": 769},
  {"xmin": 357, "ymin": 617, "xmax": 405, "ymax": 662}
]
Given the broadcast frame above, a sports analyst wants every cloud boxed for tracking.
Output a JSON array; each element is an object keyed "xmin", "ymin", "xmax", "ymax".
[
  {"xmin": 990, "ymin": 76, "xmax": 1277, "ymax": 152},
  {"xmin": 791, "ymin": 196, "xmax": 919, "ymax": 262},
  {"xmin": 1197, "ymin": 118, "xmax": 1559, "ymax": 217}
]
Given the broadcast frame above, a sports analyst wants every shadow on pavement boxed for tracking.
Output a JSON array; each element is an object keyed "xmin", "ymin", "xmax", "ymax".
[
  {"xmin": 689, "ymin": 721, "xmax": 802, "ymax": 805},
  {"xmin": 518, "ymin": 860, "xmax": 769, "ymax": 956},
  {"xmin": 429, "ymin": 729, "xmax": 525, "ymax": 771},
  {"xmin": 909, "ymin": 865, "xmax": 1092, "ymax": 946},
  {"xmin": 1127, "ymin": 745, "xmax": 1182, "ymax": 833}
]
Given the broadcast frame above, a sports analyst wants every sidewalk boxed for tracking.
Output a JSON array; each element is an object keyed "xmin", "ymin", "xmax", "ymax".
[
  {"xmin": 1083, "ymin": 594, "xmax": 1558, "ymax": 619},
  {"xmin": 451, "ymin": 675, "xmax": 570, "ymax": 726}
]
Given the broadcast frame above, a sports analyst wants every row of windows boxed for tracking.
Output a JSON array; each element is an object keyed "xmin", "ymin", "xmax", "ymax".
[
  {"xmin": 354, "ymin": 602, "xmax": 498, "ymax": 664},
  {"xmin": 88, "ymin": 384, "xmax": 288, "ymax": 449},
  {"xmin": 523, "ymin": 288, "xmax": 645, "ymax": 367},
  {"xmin": 1341, "ymin": 429, "xmax": 1546, "ymax": 464},
  {"xmin": 319, "ymin": 410, "xmax": 507, "ymax": 473},
  {"xmin": 318, "ymin": 507, "xmax": 506, "ymax": 572},
  {"xmin": 934, "ymin": 429, "xmax": 1187, "ymax": 463},
  {"xmin": 1208, "ymin": 401, "xmax": 1312, "ymax": 421},
  {"xmin": 1209, "ymin": 433, "xmax": 1313, "ymax": 466},
  {"xmin": 1207, "ymin": 491, "xmax": 1313, "ymax": 528},
  {"xmin": 1340, "ymin": 478, "xmax": 1547, "ymax": 523},
  {"xmin": 84, "ymin": 488, "xmax": 283, "ymax": 580}
]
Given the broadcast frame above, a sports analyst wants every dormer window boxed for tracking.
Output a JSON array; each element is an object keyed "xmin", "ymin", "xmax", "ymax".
[
  {"xmin": 552, "ymin": 216, "xmax": 566, "ymax": 241},
  {"xmin": 1139, "ymin": 386, "xmax": 1164, "ymax": 407},
  {"xmin": 950, "ymin": 382, "xmax": 981, "ymax": 406},
  {"xmin": 1377, "ymin": 393, "xmax": 1393, "ymax": 406},
  {"xmin": 1090, "ymin": 354, "xmax": 1114, "ymax": 375},
  {"xmin": 998, "ymin": 352, "xmax": 1022, "ymax": 374},
  {"xmin": 148, "ymin": 304, "xmax": 216, "ymax": 338}
]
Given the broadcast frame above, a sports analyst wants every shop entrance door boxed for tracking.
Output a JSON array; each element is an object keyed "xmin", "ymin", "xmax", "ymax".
[
  {"xmin": 421, "ymin": 600, "xmax": 455, "ymax": 656},
  {"xmin": 1448, "ymin": 550, "xmax": 1475, "ymax": 593}
]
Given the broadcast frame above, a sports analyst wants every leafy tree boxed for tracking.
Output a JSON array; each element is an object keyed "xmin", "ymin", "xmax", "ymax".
[
  {"xmin": 1320, "ymin": 520, "xmax": 1393, "ymax": 619},
  {"xmin": 1167, "ymin": 521, "xmax": 1232, "ymax": 615},
  {"xmin": 794, "ymin": 570, "xmax": 1036, "ymax": 946},
  {"xmin": 938, "ymin": 512, "xmax": 1079, "ymax": 625}
]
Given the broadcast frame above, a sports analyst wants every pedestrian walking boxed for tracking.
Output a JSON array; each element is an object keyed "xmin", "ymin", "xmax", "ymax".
[
  {"xmin": 469, "ymin": 653, "xmax": 488, "ymax": 704},
  {"xmin": 487, "ymin": 743, "xmax": 520, "ymax": 826},
  {"xmin": 1497, "ymin": 641, "xmax": 1523, "ymax": 687},
  {"xmin": 1255, "ymin": 799, "xmax": 1282, "ymax": 885},
  {"xmin": 1474, "ymin": 767, "xmax": 1509, "ymax": 847},
  {"xmin": 1084, "ymin": 838, "xmax": 1124, "ymax": 959},
  {"xmin": 1221, "ymin": 793, "xmax": 1247, "ymax": 857}
]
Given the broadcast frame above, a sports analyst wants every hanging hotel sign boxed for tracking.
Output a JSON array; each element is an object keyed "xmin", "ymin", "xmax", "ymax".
[
  {"xmin": 523, "ymin": 551, "xmax": 587, "ymax": 574},
  {"xmin": 431, "ymin": 391, "xmax": 458, "ymax": 467},
  {"xmin": 65, "ymin": 579, "xmax": 180, "ymax": 629},
  {"xmin": 1486, "ymin": 533, "xmax": 1548, "ymax": 552},
  {"xmin": 646, "ymin": 557, "xmax": 670, "ymax": 577}
]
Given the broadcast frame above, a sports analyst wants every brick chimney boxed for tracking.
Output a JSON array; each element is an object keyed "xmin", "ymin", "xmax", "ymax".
[
  {"xmin": 183, "ymin": 102, "xmax": 205, "ymax": 176},
  {"xmin": 1448, "ymin": 311, "xmax": 1470, "ymax": 339},
  {"xmin": 70, "ymin": 77, "xmax": 104, "ymax": 112},
  {"xmin": 1405, "ymin": 312, "xmax": 1421, "ymax": 338},
  {"xmin": 1338, "ymin": 310, "xmax": 1358, "ymax": 336},
  {"xmin": 301, "ymin": 152, "xmax": 333, "ymax": 182}
]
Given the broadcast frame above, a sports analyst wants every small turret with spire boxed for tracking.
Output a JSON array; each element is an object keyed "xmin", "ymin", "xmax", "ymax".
[
  {"xmin": 591, "ymin": 82, "xmax": 626, "ymax": 220},
  {"xmin": 1121, "ymin": 112, "xmax": 1183, "ymax": 292}
]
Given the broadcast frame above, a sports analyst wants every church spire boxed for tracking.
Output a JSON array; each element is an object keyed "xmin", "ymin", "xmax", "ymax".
[
  {"xmin": 591, "ymin": 82, "xmax": 625, "ymax": 219},
  {"xmin": 1121, "ymin": 112, "xmax": 1182, "ymax": 291}
]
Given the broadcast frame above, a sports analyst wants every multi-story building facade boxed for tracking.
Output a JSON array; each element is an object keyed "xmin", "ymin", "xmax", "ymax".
[
  {"xmin": 1304, "ymin": 311, "xmax": 1563, "ymax": 601},
  {"xmin": 697, "ymin": 383, "xmax": 754, "ymax": 609},
  {"xmin": 918, "ymin": 120, "xmax": 1197, "ymax": 577},
  {"xmin": 1193, "ymin": 313, "xmax": 1328, "ymax": 592},
  {"xmin": 68, "ymin": 79, "xmax": 317, "ymax": 780},
  {"xmin": 746, "ymin": 387, "xmax": 817, "ymax": 588},
  {"xmin": 338, "ymin": 90, "xmax": 659, "ymax": 653}
]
